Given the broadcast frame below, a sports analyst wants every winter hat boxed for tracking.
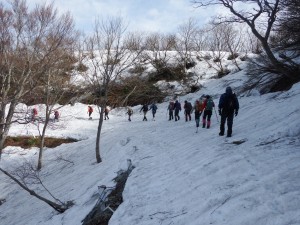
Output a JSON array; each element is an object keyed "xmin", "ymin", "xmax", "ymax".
[{"xmin": 226, "ymin": 86, "xmax": 233, "ymax": 94}]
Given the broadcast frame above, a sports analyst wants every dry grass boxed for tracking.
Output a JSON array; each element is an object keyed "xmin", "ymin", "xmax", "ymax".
[{"xmin": 5, "ymin": 136, "xmax": 78, "ymax": 149}]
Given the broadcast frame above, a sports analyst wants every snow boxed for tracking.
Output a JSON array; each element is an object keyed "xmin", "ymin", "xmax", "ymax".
[{"xmin": 1, "ymin": 58, "xmax": 300, "ymax": 225}]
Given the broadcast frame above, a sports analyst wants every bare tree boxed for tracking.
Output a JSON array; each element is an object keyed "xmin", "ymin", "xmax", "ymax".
[
  {"xmin": 0, "ymin": 162, "xmax": 73, "ymax": 213},
  {"xmin": 0, "ymin": 0, "xmax": 77, "ymax": 159},
  {"xmin": 220, "ymin": 23, "xmax": 244, "ymax": 71},
  {"xmin": 81, "ymin": 17, "xmax": 144, "ymax": 163},
  {"xmin": 192, "ymin": 26, "xmax": 210, "ymax": 53},
  {"xmin": 36, "ymin": 56, "xmax": 78, "ymax": 170},
  {"xmin": 143, "ymin": 32, "xmax": 176, "ymax": 78},
  {"xmin": 274, "ymin": 0, "xmax": 300, "ymax": 57},
  {"xmin": 244, "ymin": 28, "xmax": 263, "ymax": 54},
  {"xmin": 208, "ymin": 24, "xmax": 228, "ymax": 74},
  {"xmin": 191, "ymin": 0, "xmax": 300, "ymax": 84},
  {"xmin": 175, "ymin": 18, "xmax": 198, "ymax": 73}
]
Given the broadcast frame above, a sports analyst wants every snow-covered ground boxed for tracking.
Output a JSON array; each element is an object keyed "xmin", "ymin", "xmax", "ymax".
[{"xmin": 1, "ymin": 59, "xmax": 300, "ymax": 225}]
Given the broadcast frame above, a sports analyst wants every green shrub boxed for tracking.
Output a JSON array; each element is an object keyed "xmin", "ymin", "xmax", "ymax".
[{"xmin": 26, "ymin": 138, "xmax": 38, "ymax": 147}]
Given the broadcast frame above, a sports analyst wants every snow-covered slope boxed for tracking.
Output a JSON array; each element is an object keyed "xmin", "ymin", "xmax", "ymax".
[{"xmin": 0, "ymin": 62, "xmax": 300, "ymax": 225}]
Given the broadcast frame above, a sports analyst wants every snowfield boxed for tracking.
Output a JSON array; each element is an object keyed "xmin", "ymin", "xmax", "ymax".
[{"xmin": 1, "ymin": 60, "xmax": 300, "ymax": 225}]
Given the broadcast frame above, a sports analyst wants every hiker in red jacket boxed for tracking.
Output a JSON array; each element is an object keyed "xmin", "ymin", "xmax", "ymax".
[
  {"xmin": 87, "ymin": 106, "xmax": 93, "ymax": 118},
  {"xmin": 31, "ymin": 108, "xmax": 38, "ymax": 121}
]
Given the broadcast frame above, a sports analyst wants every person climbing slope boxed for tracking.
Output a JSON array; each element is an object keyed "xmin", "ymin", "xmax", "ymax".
[
  {"xmin": 140, "ymin": 104, "xmax": 149, "ymax": 121},
  {"xmin": 218, "ymin": 86, "xmax": 239, "ymax": 137},
  {"xmin": 149, "ymin": 103, "xmax": 158, "ymax": 121},
  {"xmin": 202, "ymin": 95, "xmax": 215, "ymax": 129},
  {"xmin": 87, "ymin": 105, "xmax": 93, "ymax": 119}
]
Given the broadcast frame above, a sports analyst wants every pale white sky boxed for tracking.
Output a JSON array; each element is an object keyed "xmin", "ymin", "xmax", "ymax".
[{"xmin": 25, "ymin": 0, "xmax": 221, "ymax": 34}]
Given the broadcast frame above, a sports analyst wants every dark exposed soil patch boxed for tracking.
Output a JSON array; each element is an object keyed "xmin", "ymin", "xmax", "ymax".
[
  {"xmin": 5, "ymin": 136, "xmax": 78, "ymax": 149},
  {"xmin": 82, "ymin": 164, "xmax": 134, "ymax": 225}
]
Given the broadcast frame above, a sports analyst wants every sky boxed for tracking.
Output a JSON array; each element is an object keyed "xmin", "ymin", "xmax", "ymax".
[
  {"xmin": 24, "ymin": 0, "xmax": 219, "ymax": 34},
  {"xmin": 1, "ymin": 53, "xmax": 300, "ymax": 225}
]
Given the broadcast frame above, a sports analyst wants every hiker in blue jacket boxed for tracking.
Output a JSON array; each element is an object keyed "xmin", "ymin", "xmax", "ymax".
[
  {"xmin": 149, "ymin": 103, "xmax": 158, "ymax": 120},
  {"xmin": 218, "ymin": 86, "xmax": 239, "ymax": 137}
]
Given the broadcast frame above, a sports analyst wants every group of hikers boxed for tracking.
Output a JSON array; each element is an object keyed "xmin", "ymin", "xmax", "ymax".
[
  {"xmin": 166, "ymin": 86, "xmax": 239, "ymax": 137},
  {"xmin": 87, "ymin": 86, "xmax": 239, "ymax": 137},
  {"xmin": 30, "ymin": 108, "xmax": 60, "ymax": 122},
  {"xmin": 124, "ymin": 86, "xmax": 239, "ymax": 137},
  {"xmin": 87, "ymin": 105, "xmax": 110, "ymax": 120}
]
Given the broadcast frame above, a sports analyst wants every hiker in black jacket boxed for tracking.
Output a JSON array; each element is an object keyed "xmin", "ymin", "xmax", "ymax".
[
  {"xmin": 184, "ymin": 100, "xmax": 193, "ymax": 121},
  {"xmin": 140, "ymin": 104, "xmax": 149, "ymax": 121},
  {"xmin": 174, "ymin": 100, "xmax": 181, "ymax": 121},
  {"xmin": 218, "ymin": 86, "xmax": 239, "ymax": 137}
]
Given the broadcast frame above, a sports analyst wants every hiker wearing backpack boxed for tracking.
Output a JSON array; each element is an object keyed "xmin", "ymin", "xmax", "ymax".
[
  {"xmin": 126, "ymin": 107, "xmax": 133, "ymax": 121},
  {"xmin": 167, "ymin": 101, "xmax": 174, "ymax": 120},
  {"xmin": 202, "ymin": 95, "xmax": 215, "ymax": 128},
  {"xmin": 184, "ymin": 100, "xmax": 193, "ymax": 121},
  {"xmin": 174, "ymin": 100, "xmax": 181, "ymax": 121},
  {"xmin": 87, "ymin": 106, "xmax": 93, "ymax": 119},
  {"xmin": 218, "ymin": 86, "xmax": 239, "ymax": 137},
  {"xmin": 194, "ymin": 100, "xmax": 202, "ymax": 130},
  {"xmin": 149, "ymin": 103, "xmax": 158, "ymax": 120},
  {"xmin": 104, "ymin": 106, "xmax": 110, "ymax": 120},
  {"xmin": 140, "ymin": 104, "xmax": 149, "ymax": 121}
]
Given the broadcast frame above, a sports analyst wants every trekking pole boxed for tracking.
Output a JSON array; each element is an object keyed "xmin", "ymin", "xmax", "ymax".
[{"xmin": 213, "ymin": 107, "xmax": 219, "ymax": 123}]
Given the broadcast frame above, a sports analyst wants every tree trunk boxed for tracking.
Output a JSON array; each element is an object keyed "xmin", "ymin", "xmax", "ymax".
[
  {"xmin": 95, "ymin": 106, "xmax": 104, "ymax": 163},
  {"xmin": 37, "ymin": 112, "xmax": 50, "ymax": 170},
  {"xmin": 0, "ymin": 102, "xmax": 17, "ymax": 160}
]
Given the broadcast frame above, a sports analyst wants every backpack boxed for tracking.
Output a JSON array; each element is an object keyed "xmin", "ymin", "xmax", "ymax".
[
  {"xmin": 128, "ymin": 108, "xmax": 133, "ymax": 114},
  {"xmin": 206, "ymin": 99, "xmax": 214, "ymax": 111},
  {"xmin": 194, "ymin": 102, "xmax": 201, "ymax": 112},
  {"xmin": 169, "ymin": 102, "xmax": 174, "ymax": 110},
  {"xmin": 187, "ymin": 102, "xmax": 192, "ymax": 111},
  {"xmin": 226, "ymin": 94, "xmax": 236, "ymax": 109},
  {"xmin": 143, "ymin": 105, "xmax": 148, "ymax": 111},
  {"xmin": 152, "ymin": 104, "xmax": 157, "ymax": 111}
]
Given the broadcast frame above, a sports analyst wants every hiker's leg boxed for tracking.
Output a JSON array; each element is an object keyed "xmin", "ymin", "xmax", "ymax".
[
  {"xmin": 207, "ymin": 111, "xmax": 212, "ymax": 128},
  {"xmin": 219, "ymin": 114, "xmax": 226, "ymax": 135},
  {"xmin": 202, "ymin": 111, "xmax": 207, "ymax": 128},
  {"xmin": 195, "ymin": 118, "xmax": 199, "ymax": 127},
  {"xmin": 227, "ymin": 113, "xmax": 234, "ymax": 136}
]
